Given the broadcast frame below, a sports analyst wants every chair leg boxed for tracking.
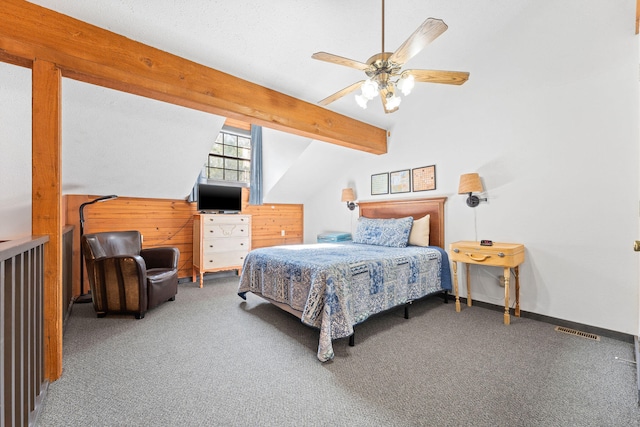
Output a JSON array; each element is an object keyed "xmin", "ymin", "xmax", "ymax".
[
  {"xmin": 135, "ymin": 312, "xmax": 145, "ymax": 319},
  {"xmin": 97, "ymin": 313, "xmax": 106, "ymax": 318}
]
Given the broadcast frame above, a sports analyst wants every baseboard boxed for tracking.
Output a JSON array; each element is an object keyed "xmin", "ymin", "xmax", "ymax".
[
  {"xmin": 448, "ymin": 295, "xmax": 634, "ymax": 343},
  {"xmin": 635, "ymin": 336, "xmax": 639, "ymax": 404},
  {"xmin": 178, "ymin": 269, "xmax": 239, "ymax": 285}
]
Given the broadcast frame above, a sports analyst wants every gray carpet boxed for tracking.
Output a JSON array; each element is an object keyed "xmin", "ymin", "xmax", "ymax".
[{"xmin": 37, "ymin": 276, "xmax": 639, "ymax": 426}]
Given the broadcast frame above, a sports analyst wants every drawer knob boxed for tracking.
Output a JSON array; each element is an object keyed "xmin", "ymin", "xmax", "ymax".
[
  {"xmin": 498, "ymin": 252, "xmax": 505, "ymax": 257},
  {"xmin": 240, "ymin": 243, "xmax": 244, "ymax": 246},
  {"xmin": 465, "ymin": 253, "xmax": 491, "ymax": 262},
  {"xmin": 453, "ymin": 248, "xmax": 460, "ymax": 253}
]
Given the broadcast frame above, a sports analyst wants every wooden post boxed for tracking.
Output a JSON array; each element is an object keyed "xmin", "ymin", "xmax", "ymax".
[{"xmin": 32, "ymin": 59, "xmax": 63, "ymax": 381}]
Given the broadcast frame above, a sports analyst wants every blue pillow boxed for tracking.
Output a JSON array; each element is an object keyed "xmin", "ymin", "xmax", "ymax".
[{"xmin": 352, "ymin": 216, "xmax": 414, "ymax": 248}]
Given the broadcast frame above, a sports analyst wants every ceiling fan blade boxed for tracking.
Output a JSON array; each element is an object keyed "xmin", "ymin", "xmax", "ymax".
[
  {"xmin": 312, "ymin": 52, "xmax": 370, "ymax": 71},
  {"xmin": 388, "ymin": 18, "xmax": 448, "ymax": 65},
  {"xmin": 406, "ymin": 69, "xmax": 469, "ymax": 85},
  {"xmin": 318, "ymin": 80, "xmax": 365, "ymax": 106},
  {"xmin": 379, "ymin": 88, "xmax": 399, "ymax": 114}
]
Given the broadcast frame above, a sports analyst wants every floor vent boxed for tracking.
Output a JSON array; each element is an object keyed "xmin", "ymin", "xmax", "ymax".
[{"xmin": 555, "ymin": 326, "xmax": 600, "ymax": 341}]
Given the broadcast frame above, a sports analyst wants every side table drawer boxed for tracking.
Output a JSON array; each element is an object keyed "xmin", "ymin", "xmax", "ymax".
[{"xmin": 450, "ymin": 242, "xmax": 524, "ymax": 267}]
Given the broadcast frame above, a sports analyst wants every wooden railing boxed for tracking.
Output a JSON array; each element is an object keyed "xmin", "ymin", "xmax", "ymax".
[{"xmin": 0, "ymin": 236, "xmax": 49, "ymax": 426}]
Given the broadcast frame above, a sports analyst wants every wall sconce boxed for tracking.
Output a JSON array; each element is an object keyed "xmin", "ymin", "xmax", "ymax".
[
  {"xmin": 458, "ymin": 173, "xmax": 486, "ymax": 207},
  {"xmin": 341, "ymin": 188, "xmax": 357, "ymax": 211}
]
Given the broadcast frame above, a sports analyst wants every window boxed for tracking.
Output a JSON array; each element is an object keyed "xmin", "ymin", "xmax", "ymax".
[{"xmin": 203, "ymin": 129, "xmax": 251, "ymax": 184}]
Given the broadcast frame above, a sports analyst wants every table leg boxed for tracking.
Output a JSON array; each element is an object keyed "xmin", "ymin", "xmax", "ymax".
[
  {"xmin": 514, "ymin": 266, "xmax": 520, "ymax": 317},
  {"xmin": 452, "ymin": 261, "xmax": 461, "ymax": 312},
  {"xmin": 503, "ymin": 267, "xmax": 511, "ymax": 325},
  {"xmin": 466, "ymin": 263, "xmax": 472, "ymax": 307}
]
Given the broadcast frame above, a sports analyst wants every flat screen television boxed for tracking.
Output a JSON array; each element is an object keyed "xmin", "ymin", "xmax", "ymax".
[{"xmin": 197, "ymin": 184, "xmax": 242, "ymax": 213}]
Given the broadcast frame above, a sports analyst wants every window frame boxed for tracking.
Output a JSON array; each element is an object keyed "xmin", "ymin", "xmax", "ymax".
[{"xmin": 203, "ymin": 126, "xmax": 251, "ymax": 185}]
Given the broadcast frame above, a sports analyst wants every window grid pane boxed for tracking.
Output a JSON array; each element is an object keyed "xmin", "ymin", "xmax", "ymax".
[{"xmin": 206, "ymin": 130, "xmax": 251, "ymax": 184}]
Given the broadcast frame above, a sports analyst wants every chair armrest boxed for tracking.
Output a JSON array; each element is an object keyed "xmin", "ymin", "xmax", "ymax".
[
  {"xmin": 141, "ymin": 247, "xmax": 179, "ymax": 270},
  {"xmin": 92, "ymin": 255, "xmax": 148, "ymax": 313}
]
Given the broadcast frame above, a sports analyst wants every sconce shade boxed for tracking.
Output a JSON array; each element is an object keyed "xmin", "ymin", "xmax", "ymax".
[
  {"xmin": 341, "ymin": 188, "xmax": 356, "ymax": 202},
  {"xmin": 458, "ymin": 173, "xmax": 483, "ymax": 194}
]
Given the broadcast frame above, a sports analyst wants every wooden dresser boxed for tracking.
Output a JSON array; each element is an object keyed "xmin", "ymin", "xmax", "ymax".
[{"xmin": 192, "ymin": 213, "xmax": 251, "ymax": 287}]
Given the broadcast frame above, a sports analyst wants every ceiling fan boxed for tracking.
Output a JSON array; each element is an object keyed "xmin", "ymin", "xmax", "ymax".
[{"xmin": 312, "ymin": 0, "xmax": 469, "ymax": 113}]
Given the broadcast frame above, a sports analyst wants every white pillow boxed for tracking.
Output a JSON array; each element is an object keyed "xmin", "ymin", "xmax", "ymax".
[{"xmin": 408, "ymin": 215, "xmax": 430, "ymax": 246}]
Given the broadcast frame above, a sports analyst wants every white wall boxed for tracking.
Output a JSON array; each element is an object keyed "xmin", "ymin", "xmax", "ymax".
[
  {"xmin": 302, "ymin": 2, "xmax": 640, "ymax": 335},
  {"xmin": 0, "ymin": 63, "xmax": 32, "ymax": 240}
]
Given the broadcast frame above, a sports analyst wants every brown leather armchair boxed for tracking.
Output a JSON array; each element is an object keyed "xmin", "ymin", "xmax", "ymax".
[{"xmin": 81, "ymin": 231, "xmax": 179, "ymax": 319}]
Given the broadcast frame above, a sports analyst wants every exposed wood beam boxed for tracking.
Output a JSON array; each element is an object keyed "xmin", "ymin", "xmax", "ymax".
[
  {"xmin": 32, "ymin": 59, "xmax": 63, "ymax": 381},
  {"xmin": 0, "ymin": 0, "xmax": 387, "ymax": 154}
]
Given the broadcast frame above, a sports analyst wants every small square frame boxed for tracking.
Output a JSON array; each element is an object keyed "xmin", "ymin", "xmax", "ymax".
[
  {"xmin": 371, "ymin": 172, "xmax": 389, "ymax": 195},
  {"xmin": 390, "ymin": 169, "xmax": 411, "ymax": 194},
  {"xmin": 412, "ymin": 165, "xmax": 436, "ymax": 192}
]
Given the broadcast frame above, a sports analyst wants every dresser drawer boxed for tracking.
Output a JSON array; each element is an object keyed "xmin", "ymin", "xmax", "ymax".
[
  {"xmin": 203, "ymin": 237, "xmax": 249, "ymax": 253},
  {"xmin": 449, "ymin": 241, "xmax": 524, "ymax": 267},
  {"xmin": 202, "ymin": 251, "xmax": 247, "ymax": 269},
  {"xmin": 202, "ymin": 214, "xmax": 250, "ymax": 226},
  {"xmin": 203, "ymin": 223, "xmax": 249, "ymax": 239}
]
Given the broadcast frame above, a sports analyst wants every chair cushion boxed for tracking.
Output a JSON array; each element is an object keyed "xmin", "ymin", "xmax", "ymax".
[
  {"xmin": 146, "ymin": 268, "xmax": 178, "ymax": 310},
  {"xmin": 146, "ymin": 268, "xmax": 177, "ymax": 284}
]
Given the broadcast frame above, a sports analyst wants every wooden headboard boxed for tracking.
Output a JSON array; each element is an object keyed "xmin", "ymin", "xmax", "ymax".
[{"xmin": 357, "ymin": 197, "xmax": 447, "ymax": 249}]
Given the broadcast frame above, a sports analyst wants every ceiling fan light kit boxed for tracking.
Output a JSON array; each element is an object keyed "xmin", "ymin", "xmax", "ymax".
[{"xmin": 313, "ymin": 0, "xmax": 469, "ymax": 114}]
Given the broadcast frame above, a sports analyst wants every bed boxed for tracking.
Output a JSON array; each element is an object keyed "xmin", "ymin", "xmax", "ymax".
[{"xmin": 237, "ymin": 197, "xmax": 451, "ymax": 361}]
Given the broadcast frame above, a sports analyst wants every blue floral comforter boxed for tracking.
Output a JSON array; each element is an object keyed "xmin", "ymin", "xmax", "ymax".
[{"xmin": 238, "ymin": 242, "xmax": 452, "ymax": 361}]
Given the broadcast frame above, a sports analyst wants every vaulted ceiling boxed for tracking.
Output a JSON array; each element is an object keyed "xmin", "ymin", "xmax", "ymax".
[
  {"xmin": 27, "ymin": 0, "xmax": 520, "ymax": 128},
  {"xmin": 16, "ymin": 1, "xmax": 636, "ymax": 201}
]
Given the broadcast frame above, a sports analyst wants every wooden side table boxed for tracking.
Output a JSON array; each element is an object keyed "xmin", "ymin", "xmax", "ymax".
[{"xmin": 449, "ymin": 241, "xmax": 525, "ymax": 325}]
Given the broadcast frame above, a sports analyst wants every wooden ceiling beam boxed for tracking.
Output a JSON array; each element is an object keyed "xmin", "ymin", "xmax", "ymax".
[
  {"xmin": 0, "ymin": 0, "xmax": 387, "ymax": 154},
  {"xmin": 637, "ymin": 0, "xmax": 639, "ymax": 34}
]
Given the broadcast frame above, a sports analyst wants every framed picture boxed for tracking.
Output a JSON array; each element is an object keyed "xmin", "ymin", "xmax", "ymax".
[
  {"xmin": 390, "ymin": 169, "xmax": 411, "ymax": 194},
  {"xmin": 371, "ymin": 172, "xmax": 389, "ymax": 195},
  {"xmin": 412, "ymin": 165, "xmax": 436, "ymax": 192}
]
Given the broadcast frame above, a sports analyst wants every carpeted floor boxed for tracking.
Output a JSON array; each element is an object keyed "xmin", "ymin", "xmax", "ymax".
[{"xmin": 36, "ymin": 276, "xmax": 639, "ymax": 426}]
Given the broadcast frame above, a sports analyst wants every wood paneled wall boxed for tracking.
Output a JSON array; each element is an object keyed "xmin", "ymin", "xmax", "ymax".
[
  {"xmin": 65, "ymin": 190, "xmax": 303, "ymax": 297},
  {"xmin": 66, "ymin": 195, "xmax": 197, "ymax": 297},
  {"xmin": 241, "ymin": 190, "xmax": 304, "ymax": 249}
]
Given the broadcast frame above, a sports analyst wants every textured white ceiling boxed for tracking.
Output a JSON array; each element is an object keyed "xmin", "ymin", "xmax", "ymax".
[
  {"xmin": 26, "ymin": 0, "xmax": 574, "ymax": 200},
  {"xmin": 28, "ymin": 0, "xmax": 530, "ymax": 128}
]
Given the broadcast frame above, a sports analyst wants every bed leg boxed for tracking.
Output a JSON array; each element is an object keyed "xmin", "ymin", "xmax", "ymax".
[
  {"xmin": 442, "ymin": 291, "xmax": 449, "ymax": 304},
  {"xmin": 404, "ymin": 301, "xmax": 412, "ymax": 319},
  {"xmin": 349, "ymin": 333, "xmax": 355, "ymax": 347}
]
